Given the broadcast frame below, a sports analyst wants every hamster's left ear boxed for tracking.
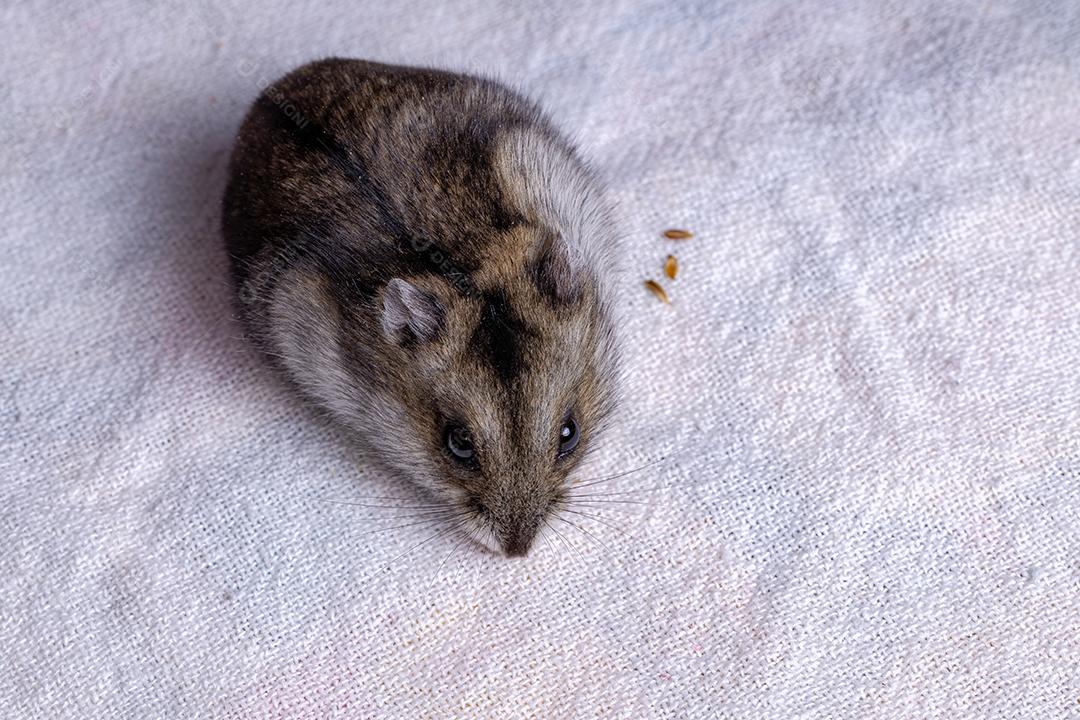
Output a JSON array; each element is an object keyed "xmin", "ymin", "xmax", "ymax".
[
  {"xmin": 530, "ymin": 231, "xmax": 583, "ymax": 304},
  {"xmin": 381, "ymin": 278, "xmax": 444, "ymax": 344}
]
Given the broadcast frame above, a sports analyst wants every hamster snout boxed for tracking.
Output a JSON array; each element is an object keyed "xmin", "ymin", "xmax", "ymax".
[{"xmin": 222, "ymin": 59, "xmax": 621, "ymax": 557}]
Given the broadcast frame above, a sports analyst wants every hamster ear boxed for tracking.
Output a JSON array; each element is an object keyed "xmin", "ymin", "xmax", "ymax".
[
  {"xmin": 381, "ymin": 278, "xmax": 444, "ymax": 344},
  {"xmin": 531, "ymin": 231, "xmax": 582, "ymax": 304}
]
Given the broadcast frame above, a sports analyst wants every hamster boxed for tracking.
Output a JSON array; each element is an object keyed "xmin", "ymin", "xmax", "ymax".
[{"xmin": 222, "ymin": 59, "xmax": 620, "ymax": 557}]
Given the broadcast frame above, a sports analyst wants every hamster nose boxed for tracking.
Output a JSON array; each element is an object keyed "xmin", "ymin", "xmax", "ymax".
[
  {"xmin": 500, "ymin": 516, "xmax": 541, "ymax": 557},
  {"xmin": 502, "ymin": 536, "xmax": 532, "ymax": 558}
]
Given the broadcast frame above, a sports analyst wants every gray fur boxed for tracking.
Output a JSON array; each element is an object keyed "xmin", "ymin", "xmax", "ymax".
[
  {"xmin": 222, "ymin": 59, "xmax": 621, "ymax": 557},
  {"xmin": 381, "ymin": 278, "xmax": 444, "ymax": 344}
]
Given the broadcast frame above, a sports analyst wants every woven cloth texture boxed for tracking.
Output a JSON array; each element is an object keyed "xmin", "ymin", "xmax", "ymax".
[{"xmin": 3, "ymin": 0, "xmax": 1079, "ymax": 717}]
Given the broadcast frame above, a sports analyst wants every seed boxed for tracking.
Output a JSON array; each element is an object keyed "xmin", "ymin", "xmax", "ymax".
[
  {"xmin": 664, "ymin": 255, "xmax": 678, "ymax": 280},
  {"xmin": 643, "ymin": 279, "xmax": 670, "ymax": 304},
  {"xmin": 662, "ymin": 229, "xmax": 693, "ymax": 240}
]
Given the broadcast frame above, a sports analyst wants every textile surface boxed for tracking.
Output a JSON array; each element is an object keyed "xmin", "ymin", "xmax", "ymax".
[{"xmin": 3, "ymin": 0, "xmax": 1079, "ymax": 717}]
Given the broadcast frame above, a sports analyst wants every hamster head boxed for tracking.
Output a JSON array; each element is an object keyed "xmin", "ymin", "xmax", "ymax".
[{"xmin": 368, "ymin": 130, "xmax": 622, "ymax": 557}]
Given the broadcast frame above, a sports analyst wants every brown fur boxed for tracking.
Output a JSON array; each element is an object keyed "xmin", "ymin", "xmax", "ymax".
[{"xmin": 223, "ymin": 59, "xmax": 621, "ymax": 556}]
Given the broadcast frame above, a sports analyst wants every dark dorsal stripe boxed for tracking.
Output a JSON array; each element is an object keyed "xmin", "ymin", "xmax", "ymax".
[{"xmin": 472, "ymin": 290, "xmax": 534, "ymax": 386}]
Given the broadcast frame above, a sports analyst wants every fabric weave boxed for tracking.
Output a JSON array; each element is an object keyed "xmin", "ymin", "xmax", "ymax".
[{"xmin": 2, "ymin": 0, "xmax": 1079, "ymax": 717}]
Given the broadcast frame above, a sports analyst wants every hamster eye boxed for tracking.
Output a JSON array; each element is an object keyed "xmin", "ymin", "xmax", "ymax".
[
  {"xmin": 557, "ymin": 415, "xmax": 579, "ymax": 456},
  {"xmin": 445, "ymin": 425, "xmax": 477, "ymax": 465}
]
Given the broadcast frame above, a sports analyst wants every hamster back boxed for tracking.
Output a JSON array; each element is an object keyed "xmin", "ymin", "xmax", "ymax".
[{"xmin": 223, "ymin": 59, "xmax": 621, "ymax": 557}]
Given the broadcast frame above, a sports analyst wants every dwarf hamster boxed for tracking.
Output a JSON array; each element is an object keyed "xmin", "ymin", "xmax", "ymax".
[{"xmin": 222, "ymin": 59, "xmax": 620, "ymax": 557}]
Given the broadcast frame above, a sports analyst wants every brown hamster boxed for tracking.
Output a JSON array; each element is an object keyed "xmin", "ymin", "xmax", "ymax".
[{"xmin": 222, "ymin": 59, "xmax": 621, "ymax": 557}]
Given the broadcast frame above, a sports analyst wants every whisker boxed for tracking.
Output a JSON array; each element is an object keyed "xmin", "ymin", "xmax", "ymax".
[
  {"xmin": 358, "ymin": 515, "xmax": 458, "ymax": 536},
  {"xmin": 545, "ymin": 518, "xmax": 586, "ymax": 563},
  {"xmin": 561, "ymin": 496, "xmax": 648, "ymax": 505},
  {"xmin": 557, "ymin": 505, "xmax": 642, "ymax": 543},
  {"xmin": 329, "ymin": 506, "xmax": 462, "ymax": 522},
  {"xmin": 540, "ymin": 525, "xmax": 560, "ymax": 559},
  {"xmin": 317, "ymin": 498, "xmax": 448, "ymax": 510},
  {"xmin": 434, "ymin": 527, "xmax": 473, "ymax": 579},
  {"xmin": 358, "ymin": 506, "xmax": 459, "ymax": 518},
  {"xmin": 337, "ymin": 494, "xmax": 432, "ymax": 502},
  {"xmin": 571, "ymin": 452, "xmax": 676, "ymax": 489},
  {"xmin": 564, "ymin": 483, "xmax": 684, "ymax": 498},
  {"xmin": 558, "ymin": 501, "xmax": 644, "ymax": 519},
  {"xmin": 383, "ymin": 520, "xmax": 465, "ymax": 570},
  {"xmin": 555, "ymin": 515, "xmax": 613, "ymax": 557}
]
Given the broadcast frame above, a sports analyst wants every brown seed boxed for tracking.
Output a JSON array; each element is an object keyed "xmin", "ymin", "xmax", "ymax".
[
  {"xmin": 664, "ymin": 255, "xmax": 678, "ymax": 280},
  {"xmin": 663, "ymin": 228, "xmax": 693, "ymax": 240},
  {"xmin": 643, "ymin": 279, "xmax": 670, "ymax": 304}
]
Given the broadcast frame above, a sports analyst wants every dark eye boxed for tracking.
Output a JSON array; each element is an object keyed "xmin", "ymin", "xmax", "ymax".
[
  {"xmin": 557, "ymin": 415, "xmax": 579, "ymax": 456},
  {"xmin": 445, "ymin": 425, "xmax": 477, "ymax": 465}
]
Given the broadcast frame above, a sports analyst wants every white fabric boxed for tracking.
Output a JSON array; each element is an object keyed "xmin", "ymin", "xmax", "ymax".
[{"xmin": 3, "ymin": 1, "xmax": 1079, "ymax": 717}]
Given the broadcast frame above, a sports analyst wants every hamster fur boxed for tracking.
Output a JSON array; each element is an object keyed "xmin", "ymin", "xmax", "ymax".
[{"xmin": 222, "ymin": 59, "xmax": 620, "ymax": 557}]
